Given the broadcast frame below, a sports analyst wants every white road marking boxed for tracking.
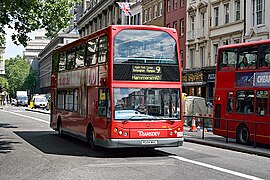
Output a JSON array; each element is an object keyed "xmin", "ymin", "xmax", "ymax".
[
  {"xmin": 169, "ymin": 155, "xmax": 263, "ymax": 180},
  {"xmin": 2, "ymin": 110, "xmax": 49, "ymax": 124}
]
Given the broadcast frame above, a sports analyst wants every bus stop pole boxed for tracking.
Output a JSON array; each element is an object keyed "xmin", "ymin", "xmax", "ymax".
[{"xmin": 202, "ymin": 117, "xmax": 205, "ymax": 139}]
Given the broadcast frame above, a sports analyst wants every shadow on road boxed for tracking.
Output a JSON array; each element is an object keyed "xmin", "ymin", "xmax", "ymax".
[
  {"xmin": 0, "ymin": 123, "xmax": 20, "ymax": 154},
  {"xmin": 0, "ymin": 123, "xmax": 18, "ymax": 129},
  {"xmin": 15, "ymin": 131, "xmax": 175, "ymax": 158},
  {"xmin": 0, "ymin": 135, "xmax": 21, "ymax": 154}
]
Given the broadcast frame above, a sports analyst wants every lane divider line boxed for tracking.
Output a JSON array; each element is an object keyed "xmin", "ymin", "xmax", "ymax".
[{"xmin": 2, "ymin": 110, "xmax": 49, "ymax": 124}]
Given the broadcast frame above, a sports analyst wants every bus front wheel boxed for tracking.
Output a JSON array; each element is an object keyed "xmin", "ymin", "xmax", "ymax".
[{"xmin": 236, "ymin": 124, "xmax": 250, "ymax": 145}]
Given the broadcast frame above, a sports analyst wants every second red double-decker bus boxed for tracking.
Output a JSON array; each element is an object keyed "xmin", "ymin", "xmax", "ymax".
[
  {"xmin": 50, "ymin": 25, "xmax": 184, "ymax": 148},
  {"xmin": 213, "ymin": 39, "xmax": 270, "ymax": 145}
]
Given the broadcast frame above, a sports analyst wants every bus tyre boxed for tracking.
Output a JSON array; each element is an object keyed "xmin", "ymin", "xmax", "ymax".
[
  {"xmin": 87, "ymin": 128, "xmax": 96, "ymax": 149},
  {"xmin": 236, "ymin": 124, "xmax": 250, "ymax": 145},
  {"xmin": 57, "ymin": 120, "xmax": 63, "ymax": 137}
]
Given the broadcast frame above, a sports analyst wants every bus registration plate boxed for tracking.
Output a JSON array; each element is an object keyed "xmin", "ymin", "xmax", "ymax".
[{"xmin": 142, "ymin": 140, "xmax": 158, "ymax": 145}]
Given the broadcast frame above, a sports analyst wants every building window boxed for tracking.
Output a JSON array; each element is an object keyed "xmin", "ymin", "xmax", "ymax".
[
  {"xmin": 180, "ymin": 50, "xmax": 184, "ymax": 67},
  {"xmin": 180, "ymin": 18, "xmax": 184, "ymax": 36},
  {"xmin": 234, "ymin": 38, "xmax": 240, "ymax": 44},
  {"xmin": 159, "ymin": 2, "xmax": 163, "ymax": 17},
  {"xmin": 173, "ymin": 0, "xmax": 177, "ymax": 10},
  {"xmin": 223, "ymin": 39, "xmax": 229, "ymax": 45},
  {"xmin": 148, "ymin": 7, "xmax": 152, "ymax": 21},
  {"xmin": 201, "ymin": 12, "xmax": 205, "ymax": 29},
  {"xmin": 252, "ymin": 0, "xmax": 265, "ymax": 25},
  {"xmin": 199, "ymin": 12, "xmax": 205, "ymax": 37},
  {"xmin": 224, "ymin": 3, "xmax": 229, "ymax": 24},
  {"xmin": 235, "ymin": 0, "xmax": 240, "ymax": 21},
  {"xmin": 144, "ymin": 9, "xmax": 148, "ymax": 23},
  {"xmin": 180, "ymin": 0, "xmax": 184, "ymax": 7},
  {"xmin": 173, "ymin": 21, "xmax": 177, "ymax": 30},
  {"xmin": 154, "ymin": 4, "xmax": 158, "ymax": 19},
  {"xmin": 167, "ymin": 0, "xmax": 171, "ymax": 13},
  {"xmin": 214, "ymin": 7, "xmax": 219, "ymax": 26},
  {"xmin": 200, "ymin": 46, "xmax": 205, "ymax": 67},
  {"xmin": 213, "ymin": 44, "xmax": 219, "ymax": 64},
  {"xmin": 190, "ymin": 48, "xmax": 195, "ymax": 68},
  {"xmin": 191, "ymin": 16, "xmax": 195, "ymax": 31}
]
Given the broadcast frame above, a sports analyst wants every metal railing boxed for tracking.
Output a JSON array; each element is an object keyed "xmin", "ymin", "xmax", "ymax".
[{"xmin": 184, "ymin": 115, "xmax": 270, "ymax": 148}]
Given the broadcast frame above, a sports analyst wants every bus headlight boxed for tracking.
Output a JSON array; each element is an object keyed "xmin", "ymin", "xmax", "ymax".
[
  {"xmin": 119, "ymin": 130, "xmax": 123, "ymax": 135},
  {"xmin": 124, "ymin": 132, "xmax": 128, "ymax": 136}
]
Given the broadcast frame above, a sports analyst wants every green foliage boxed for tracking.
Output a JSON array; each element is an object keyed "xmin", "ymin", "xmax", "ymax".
[
  {"xmin": 0, "ymin": 0, "xmax": 81, "ymax": 46},
  {"xmin": 5, "ymin": 55, "xmax": 38, "ymax": 97},
  {"xmin": 0, "ymin": 77, "xmax": 9, "ymax": 92}
]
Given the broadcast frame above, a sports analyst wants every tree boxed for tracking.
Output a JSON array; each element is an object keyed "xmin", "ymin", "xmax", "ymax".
[
  {"xmin": 0, "ymin": 77, "xmax": 9, "ymax": 92},
  {"xmin": 0, "ymin": 0, "xmax": 81, "ymax": 47},
  {"xmin": 5, "ymin": 55, "xmax": 38, "ymax": 97}
]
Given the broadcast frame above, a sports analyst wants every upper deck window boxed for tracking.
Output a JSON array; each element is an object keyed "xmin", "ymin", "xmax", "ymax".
[
  {"xmin": 238, "ymin": 46, "xmax": 257, "ymax": 70},
  {"xmin": 98, "ymin": 36, "xmax": 108, "ymax": 63},
  {"xmin": 219, "ymin": 48, "xmax": 237, "ymax": 71},
  {"xmin": 59, "ymin": 53, "xmax": 66, "ymax": 72},
  {"xmin": 114, "ymin": 30, "xmax": 178, "ymax": 65},
  {"xmin": 259, "ymin": 44, "xmax": 270, "ymax": 68},
  {"xmin": 86, "ymin": 38, "xmax": 98, "ymax": 66}
]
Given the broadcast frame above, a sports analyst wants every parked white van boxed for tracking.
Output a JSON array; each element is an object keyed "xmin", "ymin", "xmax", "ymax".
[{"xmin": 32, "ymin": 95, "xmax": 48, "ymax": 109}]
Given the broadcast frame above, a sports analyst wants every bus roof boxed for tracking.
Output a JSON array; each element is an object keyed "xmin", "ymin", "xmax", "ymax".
[{"xmin": 218, "ymin": 39, "xmax": 270, "ymax": 50}]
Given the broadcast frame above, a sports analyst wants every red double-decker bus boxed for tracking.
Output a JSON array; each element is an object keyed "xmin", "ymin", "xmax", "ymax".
[
  {"xmin": 50, "ymin": 25, "xmax": 184, "ymax": 148},
  {"xmin": 213, "ymin": 39, "xmax": 270, "ymax": 145}
]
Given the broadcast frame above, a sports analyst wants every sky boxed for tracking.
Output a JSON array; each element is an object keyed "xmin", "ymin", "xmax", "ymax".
[
  {"xmin": 3, "ymin": 27, "xmax": 45, "ymax": 60},
  {"xmin": 3, "ymin": 27, "xmax": 24, "ymax": 60}
]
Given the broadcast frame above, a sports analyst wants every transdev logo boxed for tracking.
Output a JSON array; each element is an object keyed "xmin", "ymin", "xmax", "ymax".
[{"xmin": 138, "ymin": 131, "xmax": 160, "ymax": 137}]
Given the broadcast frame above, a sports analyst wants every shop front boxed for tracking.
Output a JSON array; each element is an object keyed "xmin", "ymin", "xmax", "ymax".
[
  {"xmin": 182, "ymin": 67, "xmax": 216, "ymax": 103},
  {"xmin": 182, "ymin": 69, "xmax": 206, "ymax": 97}
]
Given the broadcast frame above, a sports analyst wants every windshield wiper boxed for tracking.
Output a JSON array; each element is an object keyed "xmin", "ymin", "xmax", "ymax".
[
  {"xmin": 165, "ymin": 119, "xmax": 175, "ymax": 124},
  {"xmin": 122, "ymin": 115, "xmax": 153, "ymax": 124}
]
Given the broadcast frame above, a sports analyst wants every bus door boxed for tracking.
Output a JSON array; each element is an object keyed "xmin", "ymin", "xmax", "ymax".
[{"xmin": 88, "ymin": 87, "xmax": 110, "ymax": 141}]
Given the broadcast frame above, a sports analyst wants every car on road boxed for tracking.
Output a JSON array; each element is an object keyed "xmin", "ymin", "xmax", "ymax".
[
  {"xmin": 11, "ymin": 99, "xmax": 17, "ymax": 106},
  {"xmin": 31, "ymin": 95, "xmax": 48, "ymax": 109}
]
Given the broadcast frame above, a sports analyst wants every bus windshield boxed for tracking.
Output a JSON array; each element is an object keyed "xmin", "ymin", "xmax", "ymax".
[
  {"xmin": 114, "ymin": 30, "xmax": 178, "ymax": 64},
  {"xmin": 113, "ymin": 88, "xmax": 180, "ymax": 120}
]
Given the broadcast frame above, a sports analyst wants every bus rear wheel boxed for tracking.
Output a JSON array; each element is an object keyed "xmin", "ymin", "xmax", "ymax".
[
  {"xmin": 87, "ymin": 128, "xmax": 96, "ymax": 149},
  {"xmin": 57, "ymin": 120, "xmax": 63, "ymax": 137},
  {"xmin": 236, "ymin": 124, "xmax": 250, "ymax": 145}
]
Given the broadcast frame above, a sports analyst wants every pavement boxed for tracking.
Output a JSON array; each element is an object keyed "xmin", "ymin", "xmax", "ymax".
[
  {"xmin": 2, "ymin": 106, "xmax": 270, "ymax": 158},
  {"xmin": 184, "ymin": 128, "xmax": 270, "ymax": 158},
  {"xmin": 25, "ymin": 107, "xmax": 50, "ymax": 114}
]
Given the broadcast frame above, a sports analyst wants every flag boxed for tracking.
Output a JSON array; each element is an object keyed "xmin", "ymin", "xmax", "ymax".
[{"xmin": 117, "ymin": 2, "xmax": 135, "ymax": 16}]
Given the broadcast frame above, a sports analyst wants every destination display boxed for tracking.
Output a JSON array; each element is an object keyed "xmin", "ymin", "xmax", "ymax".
[
  {"xmin": 132, "ymin": 65, "xmax": 161, "ymax": 74},
  {"xmin": 132, "ymin": 65, "xmax": 161, "ymax": 81},
  {"xmin": 113, "ymin": 64, "xmax": 180, "ymax": 82}
]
